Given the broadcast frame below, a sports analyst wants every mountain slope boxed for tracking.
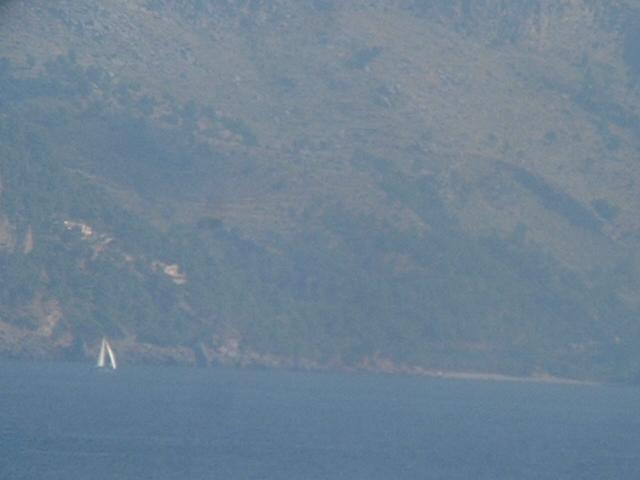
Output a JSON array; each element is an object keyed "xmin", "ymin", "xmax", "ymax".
[{"xmin": 2, "ymin": 0, "xmax": 640, "ymax": 382}]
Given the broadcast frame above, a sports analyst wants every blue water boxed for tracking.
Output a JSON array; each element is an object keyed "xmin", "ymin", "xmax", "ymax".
[{"xmin": 1, "ymin": 362, "xmax": 640, "ymax": 479}]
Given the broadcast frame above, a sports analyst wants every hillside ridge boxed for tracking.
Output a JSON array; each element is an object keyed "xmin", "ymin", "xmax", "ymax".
[{"xmin": 1, "ymin": 0, "xmax": 640, "ymax": 383}]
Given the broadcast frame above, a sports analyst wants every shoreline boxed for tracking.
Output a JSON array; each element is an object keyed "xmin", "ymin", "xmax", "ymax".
[
  {"xmin": 0, "ymin": 329, "xmax": 601, "ymax": 386},
  {"xmin": 0, "ymin": 354, "xmax": 600, "ymax": 387},
  {"xmin": 350, "ymin": 354, "xmax": 599, "ymax": 386},
  {"xmin": 408, "ymin": 368, "xmax": 598, "ymax": 386}
]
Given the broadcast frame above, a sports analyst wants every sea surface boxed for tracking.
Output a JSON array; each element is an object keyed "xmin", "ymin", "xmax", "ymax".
[{"xmin": 1, "ymin": 361, "xmax": 640, "ymax": 479}]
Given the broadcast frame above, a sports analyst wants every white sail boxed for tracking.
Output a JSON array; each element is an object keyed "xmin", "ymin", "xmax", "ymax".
[
  {"xmin": 97, "ymin": 338, "xmax": 107, "ymax": 368},
  {"xmin": 105, "ymin": 341, "xmax": 117, "ymax": 370},
  {"xmin": 97, "ymin": 337, "xmax": 117, "ymax": 369}
]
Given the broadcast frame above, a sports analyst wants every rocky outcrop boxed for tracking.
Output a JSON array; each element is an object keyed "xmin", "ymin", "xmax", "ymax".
[{"xmin": 0, "ymin": 296, "xmax": 73, "ymax": 360}]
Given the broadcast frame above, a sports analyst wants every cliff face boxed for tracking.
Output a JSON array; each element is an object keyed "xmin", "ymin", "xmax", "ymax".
[{"xmin": 2, "ymin": 0, "xmax": 640, "ymax": 382}]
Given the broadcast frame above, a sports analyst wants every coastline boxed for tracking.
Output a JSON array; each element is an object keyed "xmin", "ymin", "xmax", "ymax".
[
  {"xmin": 348, "ymin": 355, "xmax": 599, "ymax": 386},
  {"xmin": 0, "ymin": 324, "xmax": 600, "ymax": 386},
  {"xmin": 408, "ymin": 369, "xmax": 598, "ymax": 386}
]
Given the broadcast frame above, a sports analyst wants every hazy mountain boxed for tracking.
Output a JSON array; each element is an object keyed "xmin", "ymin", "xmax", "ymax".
[{"xmin": 2, "ymin": 0, "xmax": 640, "ymax": 382}]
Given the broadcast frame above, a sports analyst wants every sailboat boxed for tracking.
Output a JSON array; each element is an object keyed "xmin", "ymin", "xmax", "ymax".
[{"xmin": 97, "ymin": 337, "xmax": 118, "ymax": 370}]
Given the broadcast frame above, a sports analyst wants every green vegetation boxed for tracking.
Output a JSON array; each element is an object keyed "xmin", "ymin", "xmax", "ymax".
[{"xmin": 1, "ymin": 0, "xmax": 640, "ymax": 382}]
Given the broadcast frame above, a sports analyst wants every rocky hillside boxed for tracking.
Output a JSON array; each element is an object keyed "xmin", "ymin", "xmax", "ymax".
[{"xmin": 2, "ymin": 0, "xmax": 640, "ymax": 382}]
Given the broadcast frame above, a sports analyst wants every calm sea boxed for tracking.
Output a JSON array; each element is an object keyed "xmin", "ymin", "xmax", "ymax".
[{"xmin": 1, "ymin": 361, "xmax": 639, "ymax": 479}]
